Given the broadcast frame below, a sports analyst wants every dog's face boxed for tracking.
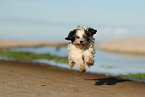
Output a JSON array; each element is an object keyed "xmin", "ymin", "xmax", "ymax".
[{"xmin": 65, "ymin": 26, "xmax": 97, "ymax": 48}]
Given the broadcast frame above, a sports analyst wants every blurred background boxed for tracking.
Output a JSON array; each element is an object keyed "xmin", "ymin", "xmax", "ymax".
[
  {"xmin": 0, "ymin": 0, "xmax": 145, "ymax": 42},
  {"xmin": 0, "ymin": 0, "xmax": 145, "ymax": 81}
]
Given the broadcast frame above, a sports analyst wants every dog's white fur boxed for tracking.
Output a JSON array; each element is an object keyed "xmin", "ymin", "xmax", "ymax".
[{"xmin": 66, "ymin": 26, "xmax": 96, "ymax": 72}]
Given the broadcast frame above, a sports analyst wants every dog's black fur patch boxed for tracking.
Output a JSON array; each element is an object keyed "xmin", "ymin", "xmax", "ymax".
[
  {"xmin": 87, "ymin": 28, "xmax": 97, "ymax": 36},
  {"xmin": 65, "ymin": 29, "xmax": 77, "ymax": 42},
  {"xmin": 85, "ymin": 28, "xmax": 97, "ymax": 41}
]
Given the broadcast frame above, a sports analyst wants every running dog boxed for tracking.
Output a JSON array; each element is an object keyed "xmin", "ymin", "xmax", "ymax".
[{"xmin": 65, "ymin": 26, "xmax": 97, "ymax": 72}]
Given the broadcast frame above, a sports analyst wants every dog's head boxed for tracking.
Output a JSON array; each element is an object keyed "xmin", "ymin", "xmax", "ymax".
[{"xmin": 65, "ymin": 26, "xmax": 97, "ymax": 48}]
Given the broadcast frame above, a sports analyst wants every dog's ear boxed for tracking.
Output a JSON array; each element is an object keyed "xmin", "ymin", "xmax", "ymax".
[
  {"xmin": 65, "ymin": 29, "xmax": 76, "ymax": 41},
  {"xmin": 88, "ymin": 28, "xmax": 97, "ymax": 36}
]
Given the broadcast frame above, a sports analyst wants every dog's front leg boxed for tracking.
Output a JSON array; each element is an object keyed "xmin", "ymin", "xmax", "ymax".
[
  {"xmin": 68, "ymin": 60, "xmax": 75, "ymax": 68},
  {"xmin": 75, "ymin": 56, "xmax": 86, "ymax": 73},
  {"xmin": 68, "ymin": 54, "xmax": 75, "ymax": 68},
  {"xmin": 84, "ymin": 52, "xmax": 94, "ymax": 67}
]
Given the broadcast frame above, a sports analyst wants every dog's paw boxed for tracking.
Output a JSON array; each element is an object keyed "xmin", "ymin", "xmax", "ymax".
[
  {"xmin": 69, "ymin": 61, "xmax": 75, "ymax": 68},
  {"xmin": 79, "ymin": 66, "xmax": 86, "ymax": 73},
  {"xmin": 86, "ymin": 60, "xmax": 94, "ymax": 67}
]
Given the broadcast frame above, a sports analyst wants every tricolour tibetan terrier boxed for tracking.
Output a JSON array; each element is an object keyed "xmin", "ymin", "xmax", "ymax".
[{"xmin": 65, "ymin": 26, "xmax": 97, "ymax": 73}]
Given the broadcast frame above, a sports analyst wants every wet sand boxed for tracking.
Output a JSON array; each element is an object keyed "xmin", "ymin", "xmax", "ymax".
[
  {"xmin": 98, "ymin": 37, "xmax": 145, "ymax": 55},
  {"xmin": 0, "ymin": 60, "xmax": 145, "ymax": 97}
]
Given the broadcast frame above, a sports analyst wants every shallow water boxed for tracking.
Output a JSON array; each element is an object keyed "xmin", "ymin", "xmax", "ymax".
[{"xmin": 11, "ymin": 46, "xmax": 145, "ymax": 76}]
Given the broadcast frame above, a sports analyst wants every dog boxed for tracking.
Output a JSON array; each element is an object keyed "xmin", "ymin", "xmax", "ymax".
[{"xmin": 65, "ymin": 26, "xmax": 97, "ymax": 73}]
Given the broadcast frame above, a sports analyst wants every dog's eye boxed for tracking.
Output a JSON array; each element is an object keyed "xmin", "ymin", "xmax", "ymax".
[
  {"xmin": 76, "ymin": 36, "xmax": 80, "ymax": 39},
  {"xmin": 83, "ymin": 35, "xmax": 87, "ymax": 38}
]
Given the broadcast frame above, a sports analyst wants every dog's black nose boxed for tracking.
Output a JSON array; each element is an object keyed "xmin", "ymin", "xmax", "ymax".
[{"xmin": 80, "ymin": 41, "xmax": 83, "ymax": 44}]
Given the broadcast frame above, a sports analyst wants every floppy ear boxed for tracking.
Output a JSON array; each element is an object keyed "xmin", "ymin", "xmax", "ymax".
[
  {"xmin": 88, "ymin": 28, "xmax": 97, "ymax": 35},
  {"xmin": 65, "ymin": 29, "xmax": 76, "ymax": 41}
]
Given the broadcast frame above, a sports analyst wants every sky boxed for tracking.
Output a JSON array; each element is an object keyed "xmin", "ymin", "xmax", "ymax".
[{"xmin": 0, "ymin": 0, "xmax": 145, "ymax": 42}]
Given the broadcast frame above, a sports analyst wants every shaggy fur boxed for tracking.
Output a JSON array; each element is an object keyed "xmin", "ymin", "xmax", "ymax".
[{"xmin": 65, "ymin": 26, "xmax": 97, "ymax": 72}]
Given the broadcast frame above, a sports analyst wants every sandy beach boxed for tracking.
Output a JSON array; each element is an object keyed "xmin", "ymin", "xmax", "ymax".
[
  {"xmin": 0, "ymin": 60, "xmax": 145, "ymax": 97},
  {"xmin": 98, "ymin": 37, "xmax": 145, "ymax": 55},
  {"xmin": 0, "ymin": 39, "xmax": 145, "ymax": 97}
]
